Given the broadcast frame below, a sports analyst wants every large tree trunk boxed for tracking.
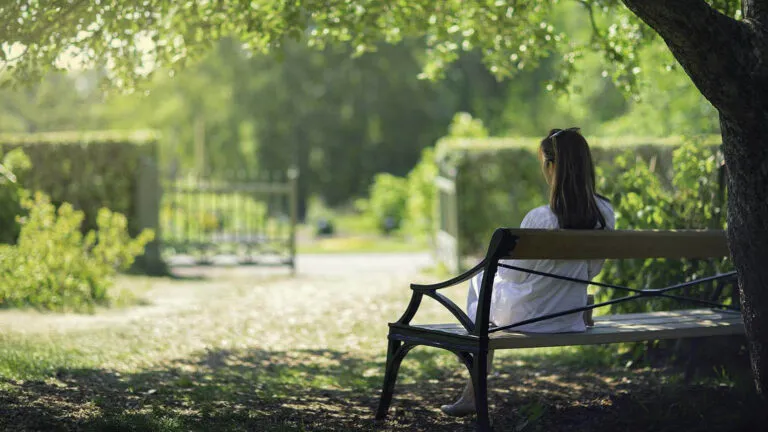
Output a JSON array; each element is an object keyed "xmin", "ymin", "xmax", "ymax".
[
  {"xmin": 721, "ymin": 114, "xmax": 768, "ymax": 394},
  {"xmin": 621, "ymin": 0, "xmax": 768, "ymax": 396}
]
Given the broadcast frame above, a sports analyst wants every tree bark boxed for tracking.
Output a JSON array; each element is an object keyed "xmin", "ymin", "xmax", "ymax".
[
  {"xmin": 721, "ymin": 114, "xmax": 768, "ymax": 395},
  {"xmin": 744, "ymin": 0, "xmax": 768, "ymax": 24},
  {"xmin": 621, "ymin": 0, "xmax": 768, "ymax": 395}
]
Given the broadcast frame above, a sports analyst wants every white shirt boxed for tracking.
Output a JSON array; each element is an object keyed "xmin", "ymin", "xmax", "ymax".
[{"xmin": 467, "ymin": 198, "xmax": 615, "ymax": 333}]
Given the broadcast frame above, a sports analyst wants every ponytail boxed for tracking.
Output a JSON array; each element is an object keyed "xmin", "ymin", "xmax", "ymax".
[{"xmin": 540, "ymin": 128, "xmax": 607, "ymax": 229}]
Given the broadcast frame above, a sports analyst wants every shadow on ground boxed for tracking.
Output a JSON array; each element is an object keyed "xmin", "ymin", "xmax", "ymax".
[{"xmin": 1, "ymin": 346, "xmax": 764, "ymax": 432}]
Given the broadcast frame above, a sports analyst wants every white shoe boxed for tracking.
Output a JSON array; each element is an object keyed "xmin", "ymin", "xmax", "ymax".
[
  {"xmin": 440, "ymin": 378, "xmax": 478, "ymax": 417},
  {"xmin": 440, "ymin": 399, "xmax": 476, "ymax": 417}
]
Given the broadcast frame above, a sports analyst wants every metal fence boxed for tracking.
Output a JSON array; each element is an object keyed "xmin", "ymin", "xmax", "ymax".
[{"xmin": 160, "ymin": 169, "xmax": 297, "ymax": 271}]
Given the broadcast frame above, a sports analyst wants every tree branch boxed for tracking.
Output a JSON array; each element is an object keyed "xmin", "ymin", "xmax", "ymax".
[
  {"xmin": 621, "ymin": 0, "xmax": 762, "ymax": 119},
  {"xmin": 577, "ymin": 0, "xmax": 603, "ymax": 42}
]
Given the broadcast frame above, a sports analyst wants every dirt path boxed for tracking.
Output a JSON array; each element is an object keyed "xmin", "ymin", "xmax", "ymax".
[{"xmin": 0, "ymin": 252, "xmax": 434, "ymax": 335}]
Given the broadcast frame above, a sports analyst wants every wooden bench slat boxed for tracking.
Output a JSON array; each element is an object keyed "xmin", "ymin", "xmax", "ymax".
[
  {"xmin": 414, "ymin": 312, "xmax": 737, "ymax": 334},
  {"xmin": 409, "ymin": 309, "xmax": 744, "ymax": 349},
  {"xmin": 502, "ymin": 229, "xmax": 729, "ymax": 260},
  {"xmin": 593, "ymin": 314, "xmax": 737, "ymax": 328},
  {"xmin": 590, "ymin": 308, "xmax": 731, "ymax": 322}
]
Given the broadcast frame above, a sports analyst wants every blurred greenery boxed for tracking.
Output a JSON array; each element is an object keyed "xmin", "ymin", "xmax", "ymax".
[
  {"xmin": 0, "ymin": 3, "xmax": 724, "ymax": 258},
  {"xmin": 0, "ymin": 2, "xmax": 721, "ymax": 224},
  {"xmin": 430, "ymin": 134, "xmax": 721, "ymax": 259},
  {"xmin": 0, "ymin": 1, "xmax": 742, "ymax": 95},
  {"xmin": 355, "ymin": 173, "xmax": 409, "ymax": 234}
]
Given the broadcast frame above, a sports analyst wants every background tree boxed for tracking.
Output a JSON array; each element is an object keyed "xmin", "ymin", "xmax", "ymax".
[
  {"xmin": 0, "ymin": 71, "xmax": 105, "ymax": 132},
  {"xmin": 3, "ymin": 0, "xmax": 765, "ymax": 395},
  {"xmin": 95, "ymin": 38, "xmax": 520, "ymax": 219}
]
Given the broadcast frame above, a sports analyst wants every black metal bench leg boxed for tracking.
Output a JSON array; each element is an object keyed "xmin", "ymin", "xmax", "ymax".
[
  {"xmin": 684, "ymin": 338, "xmax": 700, "ymax": 384},
  {"xmin": 472, "ymin": 349, "xmax": 491, "ymax": 431},
  {"xmin": 376, "ymin": 339, "xmax": 412, "ymax": 420}
]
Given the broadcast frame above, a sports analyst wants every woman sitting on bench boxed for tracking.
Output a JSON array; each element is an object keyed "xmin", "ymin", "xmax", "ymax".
[{"xmin": 441, "ymin": 127, "xmax": 616, "ymax": 416}]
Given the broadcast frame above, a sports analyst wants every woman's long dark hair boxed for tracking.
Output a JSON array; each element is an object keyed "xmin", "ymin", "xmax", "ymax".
[{"xmin": 540, "ymin": 128, "xmax": 607, "ymax": 229}]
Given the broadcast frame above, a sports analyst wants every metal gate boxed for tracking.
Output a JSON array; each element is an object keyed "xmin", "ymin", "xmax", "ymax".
[{"xmin": 160, "ymin": 169, "xmax": 297, "ymax": 270}]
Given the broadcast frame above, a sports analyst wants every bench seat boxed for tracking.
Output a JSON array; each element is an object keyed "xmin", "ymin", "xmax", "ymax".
[{"xmin": 401, "ymin": 309, "xmax": 743, "ymax": 350}]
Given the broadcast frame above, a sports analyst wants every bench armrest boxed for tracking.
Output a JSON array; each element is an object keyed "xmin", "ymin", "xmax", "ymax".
[
  {"xmin": 395, "ymin": 259, "xmax": 487, "ymax": 332},
  {"xmin": 410, "ymin": 259, "xmax": 487, "ymax": 292}
]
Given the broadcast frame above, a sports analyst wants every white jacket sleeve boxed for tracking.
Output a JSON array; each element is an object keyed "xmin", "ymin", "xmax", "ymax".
[{"xmin": 496, "ymin": 207, "xmax": 556, "ymax": 283}]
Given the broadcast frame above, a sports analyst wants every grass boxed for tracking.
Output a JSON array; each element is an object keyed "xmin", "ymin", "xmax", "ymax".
[{"xmin": 0, "ymin": 258, "xmax": 764, "ymax": 431}]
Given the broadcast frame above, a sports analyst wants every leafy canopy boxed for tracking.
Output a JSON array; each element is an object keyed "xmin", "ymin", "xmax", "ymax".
[{"xmin": 0, "ymin": 1, "xmax": 741, "ymax": 91}]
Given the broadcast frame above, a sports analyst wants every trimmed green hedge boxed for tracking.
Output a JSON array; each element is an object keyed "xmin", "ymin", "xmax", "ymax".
[
  {"xmin": 0, "ymin": 130, "xmax": 158, "ymax": 236},
  {"xmin": 0, "ymin": 130, "xmax": 163, "ymax": 273},
  {"xmin": 435, "ymin": 135, "xmax": 722, "ymax": 258}
]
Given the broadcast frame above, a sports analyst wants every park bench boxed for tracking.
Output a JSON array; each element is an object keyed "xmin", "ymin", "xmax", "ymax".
[{"xmin": 375, "ymin": 228, "xmax": 744, "ymax": 431}]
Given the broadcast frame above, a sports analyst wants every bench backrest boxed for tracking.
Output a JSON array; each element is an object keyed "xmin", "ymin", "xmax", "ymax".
[
  {"xmin": 499, "ymin": 229, "xmax": 730, "ymax": 260},
  {"xmin": 472, "ymin": 228, "xmax": 732, "ymax": 337}
]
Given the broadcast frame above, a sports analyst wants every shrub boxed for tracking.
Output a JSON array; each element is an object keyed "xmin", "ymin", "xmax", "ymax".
[
  {"xmin": 592, "ymin": 140, "xmax": 736, "ymax": 368},
  {"xmin": 596, "ymin": 139, "xmax": 733, "ymax": 313},
  {"xmin": 362, "ymin": 173, "xmax": 409, "ymax": 234},
  {"xmin": 355, "ymin": 113, "xmax": 483, "ymax": 238},
  {"xmin": 0, "ymin": 192, "xmax": 154, "ymax": 312},
  {"xmin": 404, "ymin": 147, "xmax": 438, "ymax": 238},
  {"xmin": 447, "ymin": 112, "xmax": 489, "ymax": 138}
]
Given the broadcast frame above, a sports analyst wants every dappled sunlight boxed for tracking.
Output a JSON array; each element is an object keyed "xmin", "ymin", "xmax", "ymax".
[{"xmin": 1, "ymin": 255, "xmax": 763, "ymax": 431}]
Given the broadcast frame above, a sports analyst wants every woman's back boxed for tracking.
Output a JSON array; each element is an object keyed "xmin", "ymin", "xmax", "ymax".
[{"xmin": 487, "ymin": 197, "xmax": 615, "ymax": 332}]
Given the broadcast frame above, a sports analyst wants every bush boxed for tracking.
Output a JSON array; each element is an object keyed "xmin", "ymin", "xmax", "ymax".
[
  {"xmin": 0, "ymin": 148, "xmax": 32, "ymax": 244},
  {"xmin": 404, "ymin": 147, "xmax": 438, "ymax": 237},
  {"xmin": 447, "ymin": 112, "xmax": 489, "ymax": 138},
  {"xmin": 355, "ymin": 113, "xmax": 483, "ymax": 238},
  {"xmin": 596, "ymin": 139, "xmax": 733, "ymax": 313},
  {"xmin": 593, "ymin": 140, "xmax": 737, "ymax": 369},
  {"xmin": 434, "ymin": 135, "xmax": 722, "ymax": 258},
  {"xmin": 361, "ymin": 173, "xmax": 409, "ymax": 234},
  {"xmin": 0, "ymin": 192, "xmax": 154, "ymax": 312}
]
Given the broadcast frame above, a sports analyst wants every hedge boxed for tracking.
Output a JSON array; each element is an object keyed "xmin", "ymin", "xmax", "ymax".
[
  {"xmin": 0, "ymin": 130, "xmax": 163, "ymax": 273},
  {"xmin": 434, "ymin": 135, "xmax": 722, "ymax": 260}
]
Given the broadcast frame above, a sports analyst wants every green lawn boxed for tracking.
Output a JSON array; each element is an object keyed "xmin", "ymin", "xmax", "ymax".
[{"xmin": 0, "ymin": 262, "xmax": 763, "ymax": 431}]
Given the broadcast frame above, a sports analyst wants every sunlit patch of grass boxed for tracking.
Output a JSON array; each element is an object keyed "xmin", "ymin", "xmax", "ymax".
[{"xmin": 0, "ymin": 335, "xmax": 87, "ymax": 379}]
